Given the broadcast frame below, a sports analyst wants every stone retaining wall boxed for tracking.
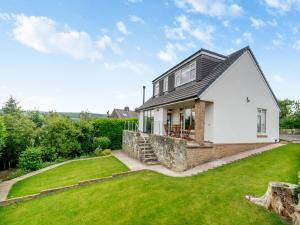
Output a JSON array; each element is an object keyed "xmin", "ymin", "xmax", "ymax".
[
  {"xmin": 122, "ymin": 130, "xmax": 143, "ymax": 161},
  {"xmin": 280, "ymin": 129, "xmax": 300, "ymax": 135},
  {"xmin": 0, "ymin": 170, "xmax": 144, "ymax": 207},
  {"xmin": 148, "ymin": 135, "xmax": 188, "ymax": 172}
]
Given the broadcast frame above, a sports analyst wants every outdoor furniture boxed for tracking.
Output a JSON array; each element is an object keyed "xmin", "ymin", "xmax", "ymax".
[
  {"xmin": 182, "ymin": 124, "xmax": 193, "ymax": 140},
  {"xmin": 172, "ymin": 125, "xmax": 181, "ymax": 138}
]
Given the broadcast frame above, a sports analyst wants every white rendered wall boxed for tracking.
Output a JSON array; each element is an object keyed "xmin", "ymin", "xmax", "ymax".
[
  {"xmin": 153, "ymin": 107, "xmax": 167, "ymax": 135},
  {"xmin": 200, "ymin": 51, "xmax": 280, "ymax": 143},
  {"xmin": 204, "ymin": 102, "xmax": 214, "ymax": 142},
  {"xmin": 138, "ymin": 111, "xmax": 143, "ymax": 131}
]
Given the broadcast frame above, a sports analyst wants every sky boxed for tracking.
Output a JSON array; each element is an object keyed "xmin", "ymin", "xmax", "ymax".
[{"xmin": 0, "ymin": 0, "xmax": 299, "ymax": 113}]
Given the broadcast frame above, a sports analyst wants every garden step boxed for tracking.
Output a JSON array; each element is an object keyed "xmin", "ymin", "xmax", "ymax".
[{"xmin": 145, "ymin": 160, "xmax": 159, "ymax": 165}]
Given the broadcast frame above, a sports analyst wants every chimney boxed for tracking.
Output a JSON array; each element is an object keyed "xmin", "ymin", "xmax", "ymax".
[
  {"xmin": 143, "ymin": 86, "xmax": 146, "ymax": 104},
  {"xmin": 124, "ymin": 106, "xmax": 129, "ymax": 112}
]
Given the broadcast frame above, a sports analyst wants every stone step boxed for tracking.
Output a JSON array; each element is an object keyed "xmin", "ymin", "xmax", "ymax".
[
  {"xmin": 141, "ymin": 149, "xmax": 153, "ymax": 153},
  {"xmin": 143, "ymin": 156, "xmax": 157, "ymax": 161},
  {"xmin": 139, "ymin": 146, "xmax": 152, "ymax": 150},
  {"xmin": 143, "ymin": 153, "xmax": 156, "ymax": 157},
  {"xmin": 145, "ymin": 160, "xmax": 159, "ymax": 165}
]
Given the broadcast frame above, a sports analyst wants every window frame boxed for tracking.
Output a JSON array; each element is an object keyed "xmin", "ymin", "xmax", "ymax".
[
  {"xmin": 257, "ymin": 108, "xmax": 267, "ymax": 134},
  {"xmin": 154, "ymin": 82, "xmax": 159, "ymax": 96},
  {"xmin": 174, "ymin": 61, "xmax": 196, "ymax": 87},
  {"xmin": 163, "ymin": 77, "xmax": 168, "ymax": 92}
]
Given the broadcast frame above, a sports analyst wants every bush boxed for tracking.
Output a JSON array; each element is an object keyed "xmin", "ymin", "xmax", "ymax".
[
  {"xmin": 101, "ymin": 149, "xmax": 111, "ymax": 156},
  {"xmin": 41, "ymin": 147, "xmax": 58, "ymax": 162},
  {"xmin": 92, "ymin": 118, "xmax": 137, "ymax": 149},
  {"xmin": 40, "ymin": 113, "xmax": 82, "ymax": 158},
  {"xmin": 94, "ymin": 147, "xmax": 102, "ymax": 156},
  {"xmin": 93, "ymin": 137, "xmax": 111, "ymax": 150},
  {"xmin": 18, "ymin": 147, "xmax": 43, "ymax": 171}
]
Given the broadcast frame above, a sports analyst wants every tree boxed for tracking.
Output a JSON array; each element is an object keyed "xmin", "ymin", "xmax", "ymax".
[
  {"xmin": 40, "ymin": 113, "xmax": 82, "ymax": 158},
  {"xmin": 279, "ymin": 99, "xmax": 300, "ymax": 129},
  {"xmin": 0, "ymin": 97, "xmax": 36, "ymax": 169},
  {"xmin": 0, "ymin": 117, "xmax": 6, "ymax": 161},
  {"xmin": 2, "ymin": 96, "xmax": 21, "ymax": 115}
]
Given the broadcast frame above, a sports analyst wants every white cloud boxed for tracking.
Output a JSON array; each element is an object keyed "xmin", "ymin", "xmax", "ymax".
[
  {"xmin": 157, "ymin": 42, "xmax": 195, "ymax": 64},
  {"xmin": 104, "ymin": 60, "xmax": 151, "ymax": 75},
  {"xmin": 96, "ymin": 35, "xmax": 123, "ymax": 55},
  {"xmin": 267, "ymin": 19, "xmax": 278, "ymax": 26},
  {"xmin": 223, "ymin": 20, "xmax": 230, "ymax": 27},
  {"xmin": 129, "ymin": 15, "xmax": 145, "ymax": 24},
  {"xmin": 164, "ymin": 15, "xmax": 215, "ymax": 46},
  {"xmin": 243, "ymin": 32, "xmax": 254, "ymax": 44},
  {"xmin": 116, "ymin": 21, "xmax": 130, "ymax": 35},
  {"xmin": 0, "ymin": 12, "xmax": 14, "ymax": 21},
  {"xmin": 293, "ymin": 40, "xmax": 300, "ymax": 51},
  {"xmin": 175, "ymin": 0, "xmax": 243, "ymax": 17},
  {"xmin": 233, "ymin": 38, "xmax": 241, "ymax": 45},
  {"xmin": 273, "ymin": 75, "xmax": 285, "ymax": 83},
  {"xmin": 12, "ymin": 14, "xmax": 100, "ymax": 60},
  {"xmin": 250, "ymin": 17, "xmax": 266, "ymax": 29},
  {"xmin": 264, "ymin": 0, "xmax": 300, "ymax": 12},
  {"xmin": 127, "ymin": 0, "xmax": 142, "ymax": 3}
]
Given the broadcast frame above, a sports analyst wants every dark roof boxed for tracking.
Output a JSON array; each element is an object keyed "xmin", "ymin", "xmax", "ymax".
[
  {"xmin": 137, "ymin": 46, "xmax": 279, "ymax": 110},
  {"xmin": 152, "ymin": 48, "xmax": 226, "ymax": 83},
  {"xmin": 111, "ymin": 108, "xmax": 138, "ymax": 118}
]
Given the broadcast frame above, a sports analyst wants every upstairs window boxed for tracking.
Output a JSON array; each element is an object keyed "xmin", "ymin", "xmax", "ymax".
[
  {"xmin": 163, "ymin": 77, "xmax": 168, "ymax": 92},
  {"xmin": 175, "ymin": 62, "xmax": 196, "ymax": 87},
  {"xmin": 257, "ymin": 108, "xmax": 266, "ymax": 133},
  {"xmin": 154, "ymin": 82, "xmax": 159, "ymax": 96}
]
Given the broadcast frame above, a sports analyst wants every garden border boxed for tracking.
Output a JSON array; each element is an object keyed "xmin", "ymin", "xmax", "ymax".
[{"xmin": 0, "ymin": 169, "xmax": 145, "ymax": 206}]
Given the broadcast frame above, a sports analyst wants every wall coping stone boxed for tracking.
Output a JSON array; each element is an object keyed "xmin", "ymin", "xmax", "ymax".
[{"xmin": 0, "ymin": 169, "xmax": 145, "ymax": 207}]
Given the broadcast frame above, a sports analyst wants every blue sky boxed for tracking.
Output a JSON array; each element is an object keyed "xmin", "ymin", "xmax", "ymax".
[{"xmin": 0, "ymin": 0, "xmax": 299, "ymax": 113}]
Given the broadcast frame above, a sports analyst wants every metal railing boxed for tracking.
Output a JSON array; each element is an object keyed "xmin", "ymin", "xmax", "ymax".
[{"xmin": 124, "ymin": 121, "xmax": 147, "ymax": 145}]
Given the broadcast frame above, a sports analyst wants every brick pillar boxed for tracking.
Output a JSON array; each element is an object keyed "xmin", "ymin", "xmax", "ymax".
[{"xmin": 195, "ymin": 100, "xmax": 205, "ymax": 144}]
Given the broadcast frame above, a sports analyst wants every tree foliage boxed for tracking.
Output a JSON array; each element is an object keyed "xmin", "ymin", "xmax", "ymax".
[
  {"xmin": 0, "ymin": 97, "xmax": 137, "ymax": 170},
  {"xmin": 279, "ymin": 99, "xmax": 300, "ymax": 129}
]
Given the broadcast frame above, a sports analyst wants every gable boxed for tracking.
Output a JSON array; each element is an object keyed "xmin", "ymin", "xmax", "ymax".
[{"xmin": 200, "ymin": 50, "xmax": 280, "ymax": 111}]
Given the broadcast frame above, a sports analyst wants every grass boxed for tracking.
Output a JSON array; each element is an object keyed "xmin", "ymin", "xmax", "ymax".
[
  {"xmin": 8, "ymin": 156, "xmax": 129, "ymax": 198},
  {"xmin": 1, "ymin": 144, "xmax": 300, "ymax": 225}
]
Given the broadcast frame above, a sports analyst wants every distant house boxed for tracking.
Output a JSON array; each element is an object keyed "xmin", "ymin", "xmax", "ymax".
[{"xmin": 110, "ymin": 107, "xmax": 138, "ymax": 119}]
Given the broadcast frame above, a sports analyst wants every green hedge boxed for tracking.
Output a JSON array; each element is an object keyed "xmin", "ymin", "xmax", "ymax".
[{"xmin": 92, "ymin": 118, "xmax": 138, "ymax": 150}]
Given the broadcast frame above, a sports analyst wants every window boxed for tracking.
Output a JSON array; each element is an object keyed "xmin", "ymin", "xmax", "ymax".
[
  {"xmin": 175, "ymin": 62, "xmax": 196, "ymax": 87},
  {"xmin": 163, "ymin": 77, "xmax": 168, "ymax": 92},
  {"xmin": 143, "ymin": 110, "xmax": 154, "ymax": 133},
  {"xmin": 154, "ymin": 82, "xmax": 159, "ymax": 96},
  {"xmin": 257, "ymin": 108, "xmax": 266, "ymax": 133}
]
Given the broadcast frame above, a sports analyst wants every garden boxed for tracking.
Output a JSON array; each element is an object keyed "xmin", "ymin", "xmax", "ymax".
[
  {"xmin": 0, "ymin": 144, "xmax": 299, "ymax": 225},
  {"xmin": 0, "ymin": 97, "xmax": 136, "ymax": 180}
]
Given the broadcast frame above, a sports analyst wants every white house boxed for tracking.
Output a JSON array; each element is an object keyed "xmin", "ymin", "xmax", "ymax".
[{"xmin": 123, "ymin": 46, "xmax": 280, "ymax": 171}]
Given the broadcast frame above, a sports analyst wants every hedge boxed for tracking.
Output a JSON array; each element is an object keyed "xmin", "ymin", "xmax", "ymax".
[{"xmin": 92, "ymin": 118, "xmax": 138, "ymax": 150}]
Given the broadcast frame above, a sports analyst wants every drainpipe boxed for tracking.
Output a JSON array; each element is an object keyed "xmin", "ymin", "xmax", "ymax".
[{"xmin": 143, "ymin": 86, "xmax": 146, "ymax": 104}]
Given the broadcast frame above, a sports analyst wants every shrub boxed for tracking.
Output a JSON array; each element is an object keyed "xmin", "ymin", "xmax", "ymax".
[
  {"xmin": 41, "ymin": 147, "xmax": 58, "ymax": 162},
  {"xmin": 94, "ymin": 147, "xmax": 102, "ymax": 156},
  {"xmin": 0, "ymin": 117, "xmax": 6, "ymax": 160},
  {"xmin": 40, "ymin": 113, "xmax": 82, "ymax": 158},
  {"xmin": 92, "ymin": 118, "xmax": 137, "ymax": 149},
  {"xmin": 93, "ymin": 137, "xmax": 111, "ymax": 150},
  {"xmin": 101, "ymin": 149, "xmax": 111, "ymax": 156},
  {"xmin": 19, "ymin": 147, "xmax": 43, "ymax": 171}
]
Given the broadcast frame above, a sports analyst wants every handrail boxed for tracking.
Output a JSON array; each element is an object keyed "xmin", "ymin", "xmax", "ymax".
[{"xmin": 124, "ymin": 121, "xmax": 146, "ymax": 143}]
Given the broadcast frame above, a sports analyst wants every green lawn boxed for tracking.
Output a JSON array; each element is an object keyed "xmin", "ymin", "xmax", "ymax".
[
  {"xmin": 8, "ymin": 156, "xmax": 129, "ymax": 198},
  {"xmin": 1, "ymin": 144, "xmax": 300, "ymax": 225}
]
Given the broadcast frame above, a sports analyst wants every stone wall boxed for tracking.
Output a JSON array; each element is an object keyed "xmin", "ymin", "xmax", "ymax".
[
  {"xmin": 246, "ymin": 181, "xmax": 300, "ymax": 224},
  {"xmin": 281, "ymin": 129, "xmax": 300, "ymax": 135},
  {"xmin": 122, "ymin": 130, "xmax": 143, "ymax": 161},
  {"xmin": 148, "ymin": 135, "xmax": 188, "ymax": 172}
]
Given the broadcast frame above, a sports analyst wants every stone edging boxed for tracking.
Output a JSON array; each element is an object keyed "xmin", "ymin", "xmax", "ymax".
[{"xmin": 0, "ymin": 169, "xmax": 145, "ymax": 207}]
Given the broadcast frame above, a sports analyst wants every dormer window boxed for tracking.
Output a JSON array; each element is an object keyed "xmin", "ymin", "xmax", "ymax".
[
  {"xmin": 175, "ymin": 62, "xmax": 196, "ymax": 87},
  {"xmin": 163, "ymin": 77, "xmax": 168, "ymax": 92},
  {"xmin": 154, "ymin": 82, "xmax": 159, "ymax": 96}
]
